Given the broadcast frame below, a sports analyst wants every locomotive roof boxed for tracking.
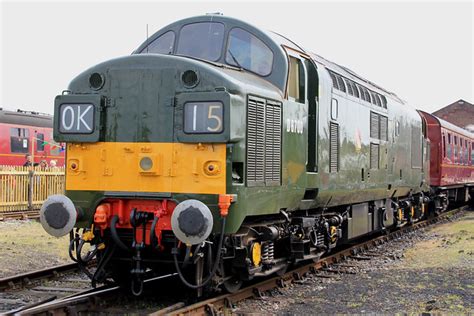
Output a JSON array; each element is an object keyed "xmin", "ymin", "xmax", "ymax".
[
  {"xmin": 0, "ymin": 108, "xmax": 53, "ymax": 128},
  {"xmin": 264, "ymin": 31, "xmax": 404, "ymax": 103},
  {"xmin": 137, "ymin": 14, "xmax": 404, "ymax": 104}
]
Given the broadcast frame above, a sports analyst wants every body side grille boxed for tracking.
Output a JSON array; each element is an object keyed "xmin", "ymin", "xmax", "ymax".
[
  {"xmin": 247, "ymin": 96, "xmax": 282, "ymax": 186},
  {"xmin": 329, "ymin": 122, "xmax": 339, "ymax": 173}
]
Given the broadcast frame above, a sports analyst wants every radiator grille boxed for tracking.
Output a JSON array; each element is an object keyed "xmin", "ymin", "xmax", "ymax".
[
  {"xmin": 370, "ymin": 143, "xmax": 379, "ymax": 169},
  {"xmin": 265, "ymin": 100, "xmax": 282, "ymax": 185},
  {"xmin": 329, "ymin": 122, "xmax": 339, "ymax": 173},
  {"xmin": 370, "ymin": 112, "xmax": 379, "ymax": 139},
  {"xmin": 380, "ymin": 116, "xmax": 388, "ymax": 141},
  {"xmin": 247, "ymin": 96, "xmax": 282, "ymax": 186}
]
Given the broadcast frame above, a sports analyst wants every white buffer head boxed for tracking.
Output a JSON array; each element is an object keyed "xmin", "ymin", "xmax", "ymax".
[
  {"xmin": 40, "ymin": 194, "xmax": 77, "ymax": 237},
  {"xmin": 171, "ymin": 199, "xmax": 214, "ymax": 245}
]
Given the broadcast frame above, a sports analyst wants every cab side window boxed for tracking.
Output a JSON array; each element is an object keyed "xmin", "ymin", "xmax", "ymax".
[
  {"xmin": 288, "ymin": 56, "xmax": 305, "ymax": 103},
  {"xmin": 140, "ymin": 31, "xmax": 175, "ymax": 54}
]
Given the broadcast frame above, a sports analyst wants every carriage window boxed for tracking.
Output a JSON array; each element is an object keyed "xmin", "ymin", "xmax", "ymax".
[
  {"xmin": 288, "ymin": 56, "xmax": 305, "ymax": 103},
  {"xmin": 177, "ymin": 22, "xmax": 224, "ymax": 61},
  {"xmin": 36, "ymin": 133, "xmax": 45, "ymax": 152},
  {"xmin": 140, "ymin": 31, "xmax": 175, "ymax": 54},
  {"xmin": 471, "ymin": 143, "xmax": 474, "ymax": 165},
  {"xmin": 10, "ymin": 128, "xmax": 29, "ymax": 153},
  {"xmin": 447, "ymin": 133, "xmax": 452, "ymax": 159},
  {"xmin": 226, "ymin": 28, "xmax": 273, "ymax": 76},
  {"xmin": 464, "ymin": 140, "xmax": 468, "ymax": 164},
  {"xmin": 442, "ymin": 134, "xmax": 446, "ymax": 157},
  {"xmin": 454, "ymin": 136, "xmax": 458, "ymax": 161}
]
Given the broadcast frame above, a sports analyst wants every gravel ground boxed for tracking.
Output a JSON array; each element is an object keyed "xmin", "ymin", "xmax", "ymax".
[
  {"xmin": 0, "ymin": 219, "xmax": 70, "ymax": 278},
  {"xmin": 235, "ymin": 211, "xmax": 474, "ymax": 315},
  {"xmin": 0, "ymin": 213, "xmax": 472, "ymax": 314}
]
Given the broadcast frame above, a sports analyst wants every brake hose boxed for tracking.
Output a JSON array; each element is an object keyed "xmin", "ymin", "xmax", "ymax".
[
  {"xmin": 173, "ymin": 217, "xmax": 226, "ymax": 289},
  {"xmin": 110, "ymin": 215, "xmax": 131, "ymax": 252}
]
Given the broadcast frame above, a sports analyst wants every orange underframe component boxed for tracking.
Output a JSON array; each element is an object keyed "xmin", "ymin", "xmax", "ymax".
[
  {"xmin": 93, "ymin": 199, "xmax": 176, "ymax": 246},
  {"xmin": 94, "ymin": 203, "xmax": 110, "ymax": 230},
  {"xmin": 218, "ymin": 194, "xmax": 233, "ymax": 217}
]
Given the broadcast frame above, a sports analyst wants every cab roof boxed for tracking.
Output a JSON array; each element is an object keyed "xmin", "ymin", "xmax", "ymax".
[{"xmin": 135, "ymin": 14, "xmax": 403, "ymax": 103}]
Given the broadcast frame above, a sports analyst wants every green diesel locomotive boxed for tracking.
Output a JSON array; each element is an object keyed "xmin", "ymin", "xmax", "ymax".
[{"xmin": 40, "ymin": 14, "xmax": 433, "ymax": 294}]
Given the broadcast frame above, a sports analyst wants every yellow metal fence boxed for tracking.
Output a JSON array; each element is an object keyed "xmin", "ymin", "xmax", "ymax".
[{"xmin": 0, "ymin": 165, "xmax": 65, "ymax": 215}]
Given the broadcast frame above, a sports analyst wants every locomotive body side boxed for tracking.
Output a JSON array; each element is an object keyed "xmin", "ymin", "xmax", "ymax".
[{"xmin": 308, "ymin": 63, "xmax": 428, "ymax": 208}]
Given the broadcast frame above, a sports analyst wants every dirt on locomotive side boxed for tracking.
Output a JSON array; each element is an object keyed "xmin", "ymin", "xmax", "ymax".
[{"xmin": 235, "ymin": 211, "xmax": 474, "ymax": 315}]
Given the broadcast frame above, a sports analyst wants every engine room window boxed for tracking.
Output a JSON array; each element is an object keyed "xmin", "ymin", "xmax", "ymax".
[
  {"xmin": 140, "ymin": 31, "xmax": 175, "ymax": 54},
  {"xmin": 177, "ymin": 22, "xmax": 224, "ymax": 62},
  {"xmin": 288, "ymin": 56, "xmax": 306, "ymax": 103},
  {"xmin": 336, "ymin": 75, "xmax": 346, "ymax": 92},
  {"xmin": 329, "ymin": 72, "xmax": 339, "ymax": 89},
  {"xmin": 345, "ymin": 78, "xmax": 354, "ymax": 95},
  {"xmin": 225, "ymin": 28, "xmax": 273, "ymax": 76},
  {"xmin": 357, "ymin": 85, "xmax": 366, "ymax": 101},
  {"xmin": 351, "ymin": 82, "xmax": 360, "ymax": 98}
]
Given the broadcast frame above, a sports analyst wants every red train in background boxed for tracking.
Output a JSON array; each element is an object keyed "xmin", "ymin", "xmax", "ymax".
[
  {"xmin": 419, "ymin": 110, "xmax": 474, "ymax": 206},
  {"xmin": 0, "ymin": 108, "xmax": 65, "ymax": 166}
]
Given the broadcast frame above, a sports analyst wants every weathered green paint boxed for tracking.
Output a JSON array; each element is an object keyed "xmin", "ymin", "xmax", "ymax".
[{"xmin": 60, "ymin": 15, "xmax": 428, "ymax": 236}]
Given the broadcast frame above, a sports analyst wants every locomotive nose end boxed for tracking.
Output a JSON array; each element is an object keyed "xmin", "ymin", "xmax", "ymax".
[
  {"xmin": 171, "ymin": 199, "xmax": 214, "ymax": 245},
  {"xmin": 40, "ymin": 195, "xmax": 77, "ymax": 237}
]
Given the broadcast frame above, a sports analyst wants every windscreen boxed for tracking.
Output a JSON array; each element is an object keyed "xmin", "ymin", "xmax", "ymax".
[{"xmin": 176, "ymin": 22, "xmax": 225, "ymax": 61}]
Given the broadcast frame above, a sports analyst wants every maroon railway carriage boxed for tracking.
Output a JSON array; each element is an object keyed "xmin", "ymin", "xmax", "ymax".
[
  {"xmin": 0, "ymin": 108, "xmax": 65, "ymax": 166},
  {"xmin": 419, "ymin": 110, "xmax": 474, "ymax": 205}
]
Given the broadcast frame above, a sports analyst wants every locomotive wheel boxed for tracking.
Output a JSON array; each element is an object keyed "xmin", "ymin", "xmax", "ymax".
[
  {"xmin": 276, "ymin": 263, "xmax": 289, "ymax": 276},
  {"xmin": 220, "ymin": 261, "xmax": 243, "ymax": 293},
  {"xmin": 223, "ymin": 275, "xmax": 243, "ymax": 293}
]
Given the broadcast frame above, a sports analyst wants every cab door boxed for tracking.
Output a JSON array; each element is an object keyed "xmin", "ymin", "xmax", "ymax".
[{"xmin": 283, "ymin": 48, "xmax": 319, "ymax": 190}]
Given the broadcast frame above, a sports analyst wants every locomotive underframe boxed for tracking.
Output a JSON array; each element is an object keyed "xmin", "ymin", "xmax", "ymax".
[{"xmin": 73, "ymin": 190, "xmax": 440, "ymax": 295}]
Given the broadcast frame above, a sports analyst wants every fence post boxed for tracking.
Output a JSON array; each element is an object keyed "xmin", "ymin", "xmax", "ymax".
[{"xmin": 28, "ymin": 169, "xmax": 34, "ymax": 212}]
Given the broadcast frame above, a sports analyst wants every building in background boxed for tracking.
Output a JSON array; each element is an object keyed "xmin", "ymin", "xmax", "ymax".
[{"xmin": 432, "ymin": 99, "xmax": 474, "ymax": 132}]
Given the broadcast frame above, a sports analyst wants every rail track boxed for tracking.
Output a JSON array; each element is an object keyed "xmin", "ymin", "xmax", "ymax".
[
  {"xmin": 7, "ymin": 206, "xmax": 468, "ymax": 315},
  {"xmin": 0, "ymin": 210, "xmax": 39, "ymax": 221},
  {"xmin": 0, "ymin": 263, "xmax": 78, "ymax": 291}
]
